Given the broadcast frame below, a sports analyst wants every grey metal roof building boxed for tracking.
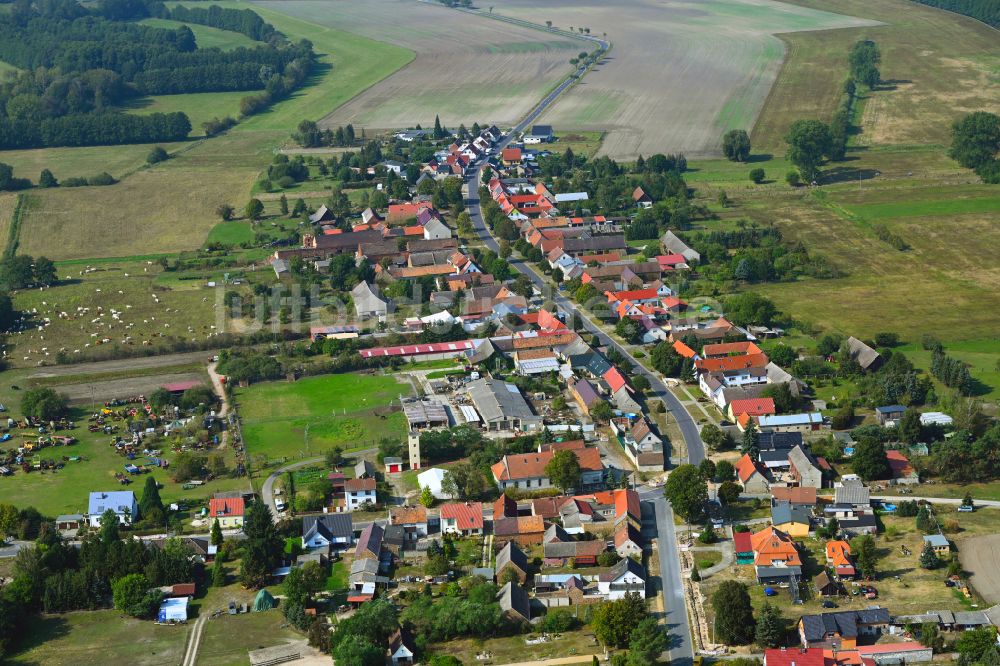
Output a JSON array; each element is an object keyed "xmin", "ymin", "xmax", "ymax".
[
  {"xmin": 466, "ymin": 378, "xmax": 542, "ymax": 432},
  {"xmin": 403, "ymin": 399, "xmax": 449, "ymax": 430},
  {"xmin": 497, "ymin": 581, "xmax": 531, "ymax": 622},
  {"xmin": 835, "ymin": 480, "xmax": 871, "ymax": 507}
]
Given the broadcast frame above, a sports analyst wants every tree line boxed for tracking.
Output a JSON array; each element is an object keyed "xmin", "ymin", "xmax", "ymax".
[
  {"xmin": 910, "ymin": 0, "xmax": 1000, "ymax": 29},
  {"xmin": 0, "ymin": 0, "xmax": 315, "ymax": 148}
]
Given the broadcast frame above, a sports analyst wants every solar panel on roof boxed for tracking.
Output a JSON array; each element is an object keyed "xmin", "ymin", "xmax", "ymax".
[{"xmin": 505, "ymin": 383, "xmax": 520, "ymax": 393}]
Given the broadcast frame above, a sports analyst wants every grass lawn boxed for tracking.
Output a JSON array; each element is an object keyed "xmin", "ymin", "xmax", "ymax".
[
  {"xmin": 7, "ymin": 609, "xmax": 189, "ymax": 665},
  {"xmin": 237, "ymin": 372, "xmax": 411, "ymax": 462},
  {"xmin": 205, "ymin": 220, "xmax": 256, "ymax": 246},
  {"xmin": 193, "ymin": 608, "xmax": 304, "ymax": 666},
  {"xmin": 141, "ymin": 18, "xmax": 260, "ymax": 50},
  {"xmin": 895, "ymin": 339, "xmax": 1000, "ymax": 400},
  {"xmin": 426, "ymin": 629, "xmax": 602, "ymax": 664},
  {"xmin": 325, "ymin": 560, "xmax": 348, "ymax": 590},
  {"xmin": 204, "ymin": 1, "xmax": 415, "ymax": 132}
]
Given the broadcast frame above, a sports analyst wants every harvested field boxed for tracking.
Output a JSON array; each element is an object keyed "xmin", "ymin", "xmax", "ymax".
[
  {"xmin": 253, "ymin": 0, "xmax": 581, "ymax": 130},
  {"xmin": 492, "ymin": 0, "xmax": 877, "ymax": 159},
  {"xmin": 754, "ymin": 0, "xmax": 1000, "ymax": 151},
  {"xmin": 961, "ymin": 534, "xmax": 1000, "ymax": 604}
]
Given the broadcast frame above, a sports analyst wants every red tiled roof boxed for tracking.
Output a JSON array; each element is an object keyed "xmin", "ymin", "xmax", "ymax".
[
  {"xmin": 655, "ymin": 253, "xmax": 687, "ymax": 268},
  {"xmin": 345, "ymin": 478, "xmax": 376, "ymax": 493},
  {"xmin": 209, "ymin": 497, "xmax": 244, "ymax": 518},
  {"xmin": 736, "ymin": 453, "xmax": 766, "ymax": 483},
  {"xmin": 609, "ymin": 288, "xmax": 658, "ymax": 302},
  {"xmin": 703, "ymin": 341, "xmax": 763, "ymax": 357},
  {"xmin": 614, "ymin": 489, "xmax": 641, "ymax": 521},
  {"xmin": 673, "ymin": 340, "xmax": 697, "ymax": 358},
  {"xmin": 695, "ymin": 353, "xmax": 770, "ymax": 372},
  {"xmin": 771, "ymin": 486, "xmax": 817, "ymax": 505},
  {"xmin": 390, "ymin": 506, "xmax": 427, "ymax": 525},
  {"xmin": 733, "ymin": 531, "xmax": 753, "ymax": 553},
  {"xmin": 491, "ymin": 447, "xmax": 602, "ymax": 482},
  {"xmin": 602, "ymin": 367, "xmax": 629, "ymax": 394},
  {"xmin": 730, "ymin": 398, "xmax": 776, "ymax": 417},
  {"xmin": 886, "ymin": 450, "xmax": 915, "ymax": 478},
  {"xmin": 440, "ymin": 502, "xmax": 484, "ymax": 530},
  {"xmin": 501, "ymin": 147, "xmax": 522, "ymax": 162},
  {"xmin": 751, "ymin": 526, "xmax": 801, "ymax": 566},
  {"xmin": 615, "ymin": 523, "xmax": 641, "ymax": 548},
  {"xmin": 764, "ymin": 648, "xmax": 827, "ymax": 666}
]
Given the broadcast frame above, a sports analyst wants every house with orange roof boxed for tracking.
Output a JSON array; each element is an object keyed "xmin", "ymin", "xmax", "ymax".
[
  {"xmin": 736, "ymin": 452, "xmax": 770, "ymax": 494},
  {"xmin": 826, "ymin": 540, "xmax": 856, "ymax": 579},
  {"xmin": 751, "ymin": 525, "xmax": 803, "ymax": 583},
  {"xmin": 501, "ymin": 147, "xmax": 523, "ymax": 166},
  {"xmin": 389, "ymin": 505, "xmax": 428, "ymax": 542},
  {"xmin": 491, "ymin": 447, "xmax": 604, "ymax": 492},
  {"xmin": 695, "ymin": 353, "xmax": 770, "ymax": 373},
  {"xmin": 633, "ymin": 186, "xmax": 653, "ymax": 208},
  {"xmin": 602, "ymin": 366, "xmax": 642, "ymax": 414},
  {"xmin": 387, "ymin": 201, "xmax": 432, "ymax": 224},
  {"xmin": 703, "ymin": 341, "xmax": 763, "ymax": 358},
  {"xmin": 673, "ymin": 340, "xmax": 698, "ymax": 359},
  {"xmin": 886, "ymin": 450, "xmax": 919, "ymax": 485},
  {"xmin": 728, "ymin": 397, "xmax": 777, "ymax": 422}
]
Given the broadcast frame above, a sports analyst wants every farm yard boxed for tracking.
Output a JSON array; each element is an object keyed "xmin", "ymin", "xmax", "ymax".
[
  {"xmin": 491, "ymin": 0, "xmax": 877, "ymax": 159},
  {"xmin": 236, "ymin": 372, "xmax": 411, "ymax": 463},
  {"xmin": 253, "ymin": 0, "xmax": 582, "ymax": 131}
]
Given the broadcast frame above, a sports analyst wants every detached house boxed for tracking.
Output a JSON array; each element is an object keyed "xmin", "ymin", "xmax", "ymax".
[
  {"xmin": 491, "ymin": 447, "xmax": 603, "ymax": 492},
  {"xmin": 389, "ymin": 506, "xmax": 429, "ymax": 544},
  {"xmin": 798, "ymin": 608, "xmax": 891, "ymax": 649},
  {"xmin": 208, "ymin": 497, "xmax": 244, "ymax": 529},
  {"xmin": 439, "ymin": 502, "xmax": 484, "ymax": 536},
  {"xmin": 302, "ymin": 514, "xmax": 354, "ymax": 551},
  {"xmin": 88, "ymin": 490, "xmax": 139, "ymax": 527},
  {"xmin": 751, "ymin": 526, "xmax": 802, "ymax": 584},
  {"xmin": 597, "ymin": 558, "xmax": 646, "ymax": 600},
  {"xmin": 344, "ymin": 478, "xmax": 377, "ymax": 511},
  {"xmin": 352, "ymin": 281, "xmax": 391, "ymax": 321}
]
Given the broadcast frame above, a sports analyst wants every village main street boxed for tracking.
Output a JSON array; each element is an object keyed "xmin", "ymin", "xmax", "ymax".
[{"xmin": 464, "ymin": 128, "xmax": 704, "ymax": 664}]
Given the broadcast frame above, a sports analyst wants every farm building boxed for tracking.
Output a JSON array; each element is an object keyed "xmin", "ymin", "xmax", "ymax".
[
  {"xmin": 403, "ymin": 398, "xmax": 449, "ymax": 431},
  {"xmin": 466, "ymin": 378, "xmax": 543, "ymax": 433}
]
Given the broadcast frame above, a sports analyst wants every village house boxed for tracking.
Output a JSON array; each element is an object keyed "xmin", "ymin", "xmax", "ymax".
[
  {"xmin": 302, "ymin": 514, "xmax": 354, "ymax": 551},
  {"xmin": 439, "ymin": 502, "xmax": 484, "ymax": 536},
  {"xmin": 875, "ymin": 405, "xmax": 906, "ymax": 426},
  {"xmin": 614, "ymin": 523, "xmax": 643, "ymax": 558},
  {"xmin": 543, "ymin": 523, "xmax": 607, "ymax": 566},
  {"xmin": 788, "ymin": 445, "xmax": 825, "ymax": 489},
  {"xmin": 389, "ymin": 506, "xmax": 429, "ymax": 545},
  {"xmin": 523, "ymin": 124, "xmax": 554, "ymax": 144},
  {"xmin": 798, "ymin": 608, "xmax": 891, "ymax": 649},
  {"xmin": 597, "ymin": 558, "xmax": 646, "ymax": 600},
  {"xmin": 344, "ymin": 477, "xmax": 377, "ymax": 511},
  {"xmin": 844, "ymin": 336, "xmax": 883, "ymax": 372},
  {"xmin": 490, "ymin": 447, "xmax": 604, "ymax": 492},
  {"xmin": 771, "ymin": 486, "xmax": 817, "ymax": 508},
  {"xmin": 736, "ymin": 453, "xmax": 770, "ymax": 494},
  {"xmin": 751, "ymin": 526, "xmax": 803, "ymax": 584},
  {"xmin": 355, "ymin": 523, "xmax": 384, "ymax": 561},
  {"xmin": 887, "ymin": 450, "xmax": 919, "ymax": 485},
  {"xmin": 826, "ymin": 540, "xmax": 856, "ymax": 579},
  {"xmin": 208, "ymin": 497, "xmax": 244, "ymax": 529},
  {"xmin": 493, "ymin": 495, "xmax": 546, "ymax": 546},
  {"xmin": 771, "ymin": 502, "xmax": 812, "ymax": 538},
  {"xmin": 388, "ymin": 629, "xmax": 416, "ymax": 666},
  {"xmin": 88, "ymin": 490, "xmax": 139, "ymax": 527},
  {"xmin": 756, "ymin": 412, "xmax": 826, "ymax": 434}
]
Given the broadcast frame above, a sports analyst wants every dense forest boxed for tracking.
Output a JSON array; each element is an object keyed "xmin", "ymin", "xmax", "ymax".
[
  {"xmin": 911, "ymin": 0, "xmax": 1000, "ymax": 28},
  {"xmin": 0, "ymin": 0, "xmax": 315, "ymax": 148}
]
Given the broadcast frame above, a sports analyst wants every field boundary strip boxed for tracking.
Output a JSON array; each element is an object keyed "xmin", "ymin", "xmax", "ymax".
[{"xmin": 3, "ymin": 192, "xmax": 25, "ymax": 260}]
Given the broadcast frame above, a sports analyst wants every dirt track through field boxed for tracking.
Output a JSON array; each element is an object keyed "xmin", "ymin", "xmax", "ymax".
[
  {"xmin": 960, "ymin": 534, "xmax": 1000, "ymax": 604},
  {"xmin": 254, "ymin": 0, "xmax": 581, "ymax": 130},
  {"xmin": 490, "ymin": 0, "xmax": 877, "ymax": 158}
]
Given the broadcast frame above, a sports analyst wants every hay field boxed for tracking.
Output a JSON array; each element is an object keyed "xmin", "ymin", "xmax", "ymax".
[
  {"xmin": 754, "ymin": 0, "xmax": 1000, "ymax": 151},
  {"xmin": 490, "ymin": 0, "xmax": 876, "ymax": 159},
  {"xmin": 17, "ymin": 163, "xmax": 256, "ymax": 260},
  {"xmin": 253, "ymin": 0, "xmax": 581, "ymax": 130}
]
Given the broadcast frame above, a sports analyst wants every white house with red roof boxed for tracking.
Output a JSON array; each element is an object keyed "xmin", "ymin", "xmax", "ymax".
[
  {"xmin": 439, "ymin": 502, "xmax": 484, "ymax": 536},
  {"xmin": 208, "ymin": 497, "xmax": 245, "ymax": 529}
]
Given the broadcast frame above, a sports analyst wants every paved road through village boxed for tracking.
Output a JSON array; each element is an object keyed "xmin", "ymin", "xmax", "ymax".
[{"xmin": 462, "ymin": 78, "xmax": 705, "ymax": 661}]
